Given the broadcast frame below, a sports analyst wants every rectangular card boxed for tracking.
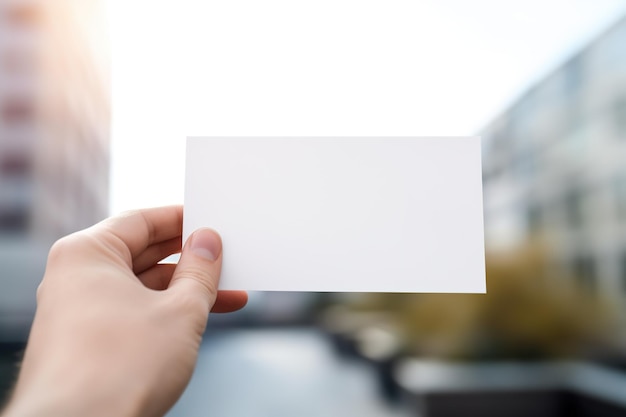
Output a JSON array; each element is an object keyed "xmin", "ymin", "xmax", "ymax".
[{"xmin": 184, "ymin": 137, "xmax": 485, "ymax": 293}]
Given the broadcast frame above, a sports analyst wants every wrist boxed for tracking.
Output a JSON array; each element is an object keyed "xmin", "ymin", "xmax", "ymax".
[{"xmin": 3, "ymin": 374, "xmax": 148, "ymax": 417}]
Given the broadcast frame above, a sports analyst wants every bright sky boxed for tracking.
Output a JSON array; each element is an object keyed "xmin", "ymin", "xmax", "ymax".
[{"xmin": 108, "ymin": 0, "xmax": 626, "ymax": 214}]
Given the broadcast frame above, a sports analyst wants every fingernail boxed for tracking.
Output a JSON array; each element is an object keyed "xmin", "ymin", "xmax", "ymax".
[{"xmin": 189, "ymin": 228, "xmax": 222, "ymax": 261}]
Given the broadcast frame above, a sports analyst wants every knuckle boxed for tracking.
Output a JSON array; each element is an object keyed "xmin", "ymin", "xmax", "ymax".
[
  {"xmin": 35, "ymin": 281, "xmax": 45, "ymax": 302},
  {"xmin": 48, "ymin": 234, "xmax": 79, "ymax": 263},
  {"xmin": 35, "ymin": 276, "xmax": 57, "ymax": 305},
  {"xmin": 170, "ymin": 291, "xmax": 206, "ymax": 315},
  {"xmin": 165, "ymin": 290, "xmax": 211, "ymax": 334},
  {"xmin": 180, "ymin": 265, "xmax": 219, "ymax": 297},
  {"xmin": 99, "ymin": 209, "xmax": 140, "ymax": 232},
  {"xmin": 117, "ymin": 208, "xmax": 142, "ymax": 219}
]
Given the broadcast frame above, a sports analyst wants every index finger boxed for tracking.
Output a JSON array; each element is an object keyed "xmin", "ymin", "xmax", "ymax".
[{"xmin": 96, "ymin": 205, "xmax": 183, "ymax": 259}]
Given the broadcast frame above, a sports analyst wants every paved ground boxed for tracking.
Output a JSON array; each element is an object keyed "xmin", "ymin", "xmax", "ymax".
[
  {"xmin": 168, "ymin": 328, "xmax": 414, "ymax": 417},
  {"xmin": 0, "ymin": 329, "xmax": 415, "ymax": 416},
  {"xmin": 0, "ymin": 345, "xmax": 23, "ymax": 408}
]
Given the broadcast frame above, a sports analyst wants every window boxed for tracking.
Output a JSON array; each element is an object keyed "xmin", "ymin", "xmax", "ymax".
[
  {"xmin": 567, "ymin": 107, "xmax": 585, "ymax": 138},
  {"xmin": 614, "ymin": 176, "xmax": 626, "ymax": 221},
  {"xmin": 515, "ymin": 151, "xmax": 535, "ymax": 181},
  {"xmin": 5, "ymin": 3, "xmax": 40, "ymax": 28},
  {"xmin": 0, "ymin": 152, "xmax": 33, "ymax": 178},
  {"xmin": 572, "ymin": 255, "xmax": 596, "ymax": 291},
  {"xmin": 565, "ymin": 189, "xmax": 584, "ymax": 228},
  {"xmin": 1, "ymin": 98, "xmax": 35, "ymax": 125},
  {"xmin": 0, "ymin": 206, "xmax": 30, "ymax": 233},
  {"xmin": 564, "ymin": 56, "xmax": 584, "ymax": 97},
  {"xmin": 526, "ymin": 204, "xmax": 543, "ymax": 234},
  {"xmin": 620, "ymin": 252, "xmax": 626, "ymax": 293},
  {"xmin": 614, "ymin": 97, "xmax": 626, "ymax": 134},
  {"xmin": 490, "ymin": 131, "xmax": 509, "ymax": 155},
  {"xmin": 2, "ymin": 49, "xmax": 35, "ymax": 74}
]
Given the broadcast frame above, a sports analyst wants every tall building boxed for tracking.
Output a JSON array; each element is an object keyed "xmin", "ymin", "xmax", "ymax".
[
  {"xmin": 0, "ymin": 0, "xmax": 109, "ymax": 341},
  {"xmin": 482, "ymin": 16, "xmax": 626, "ymax": 302}
]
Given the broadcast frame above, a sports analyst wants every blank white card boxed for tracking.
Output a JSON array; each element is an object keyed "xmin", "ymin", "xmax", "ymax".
[{"xmin": 184, "ymin": 137, "xmax": 485, "ymax": 293}]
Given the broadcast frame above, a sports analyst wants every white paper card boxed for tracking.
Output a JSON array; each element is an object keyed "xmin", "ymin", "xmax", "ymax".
[{"xmin": 184, "ymin": 137, "xmax": 485, "ymax": 293}]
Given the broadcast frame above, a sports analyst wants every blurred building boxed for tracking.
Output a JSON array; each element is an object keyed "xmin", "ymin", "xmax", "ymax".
[
  {"xmin": 482, "ymin": 16, "xmax": 626, "ymax": 302},
  {"xmin": 0, "ymin": 0, "xmax": 109, "ymax": 341}
]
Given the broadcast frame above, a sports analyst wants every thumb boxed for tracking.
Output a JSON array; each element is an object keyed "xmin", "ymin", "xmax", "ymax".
[{"xmin": 168, "ymin": 228, "xmax": 223, "ymax": 312}]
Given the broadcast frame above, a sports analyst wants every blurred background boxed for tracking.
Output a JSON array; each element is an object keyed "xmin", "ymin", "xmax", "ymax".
[{"xmin": 3, "ymin": 0, "xmax": 626, "ymax": 416}]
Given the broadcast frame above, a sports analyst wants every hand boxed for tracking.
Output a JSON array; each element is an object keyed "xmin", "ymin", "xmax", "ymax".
[{"xmin": 2, "ymin": 206, "xmax": 247, "ymax": 417}]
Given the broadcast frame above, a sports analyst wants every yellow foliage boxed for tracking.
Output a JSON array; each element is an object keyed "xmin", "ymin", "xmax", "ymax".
[{"xmin": 337, "ymin": 242, "xmax": 617, "ymax": 360}]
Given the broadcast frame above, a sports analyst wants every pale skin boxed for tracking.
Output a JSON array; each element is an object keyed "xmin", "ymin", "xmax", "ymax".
[{"xmin": 1, "ymin": 206, "xmax": 248, "ymax": 417}]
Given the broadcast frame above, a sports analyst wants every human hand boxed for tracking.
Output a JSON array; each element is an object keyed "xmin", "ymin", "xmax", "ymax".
[{"xmin": 2, "ymin": 206, "xmax": 247, "ymax": 417}]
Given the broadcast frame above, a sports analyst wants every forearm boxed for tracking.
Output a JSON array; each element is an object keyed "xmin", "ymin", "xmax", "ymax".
[{"xmin": 2, "ymin": 370, "xmax": 148, "ymax": 417}]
